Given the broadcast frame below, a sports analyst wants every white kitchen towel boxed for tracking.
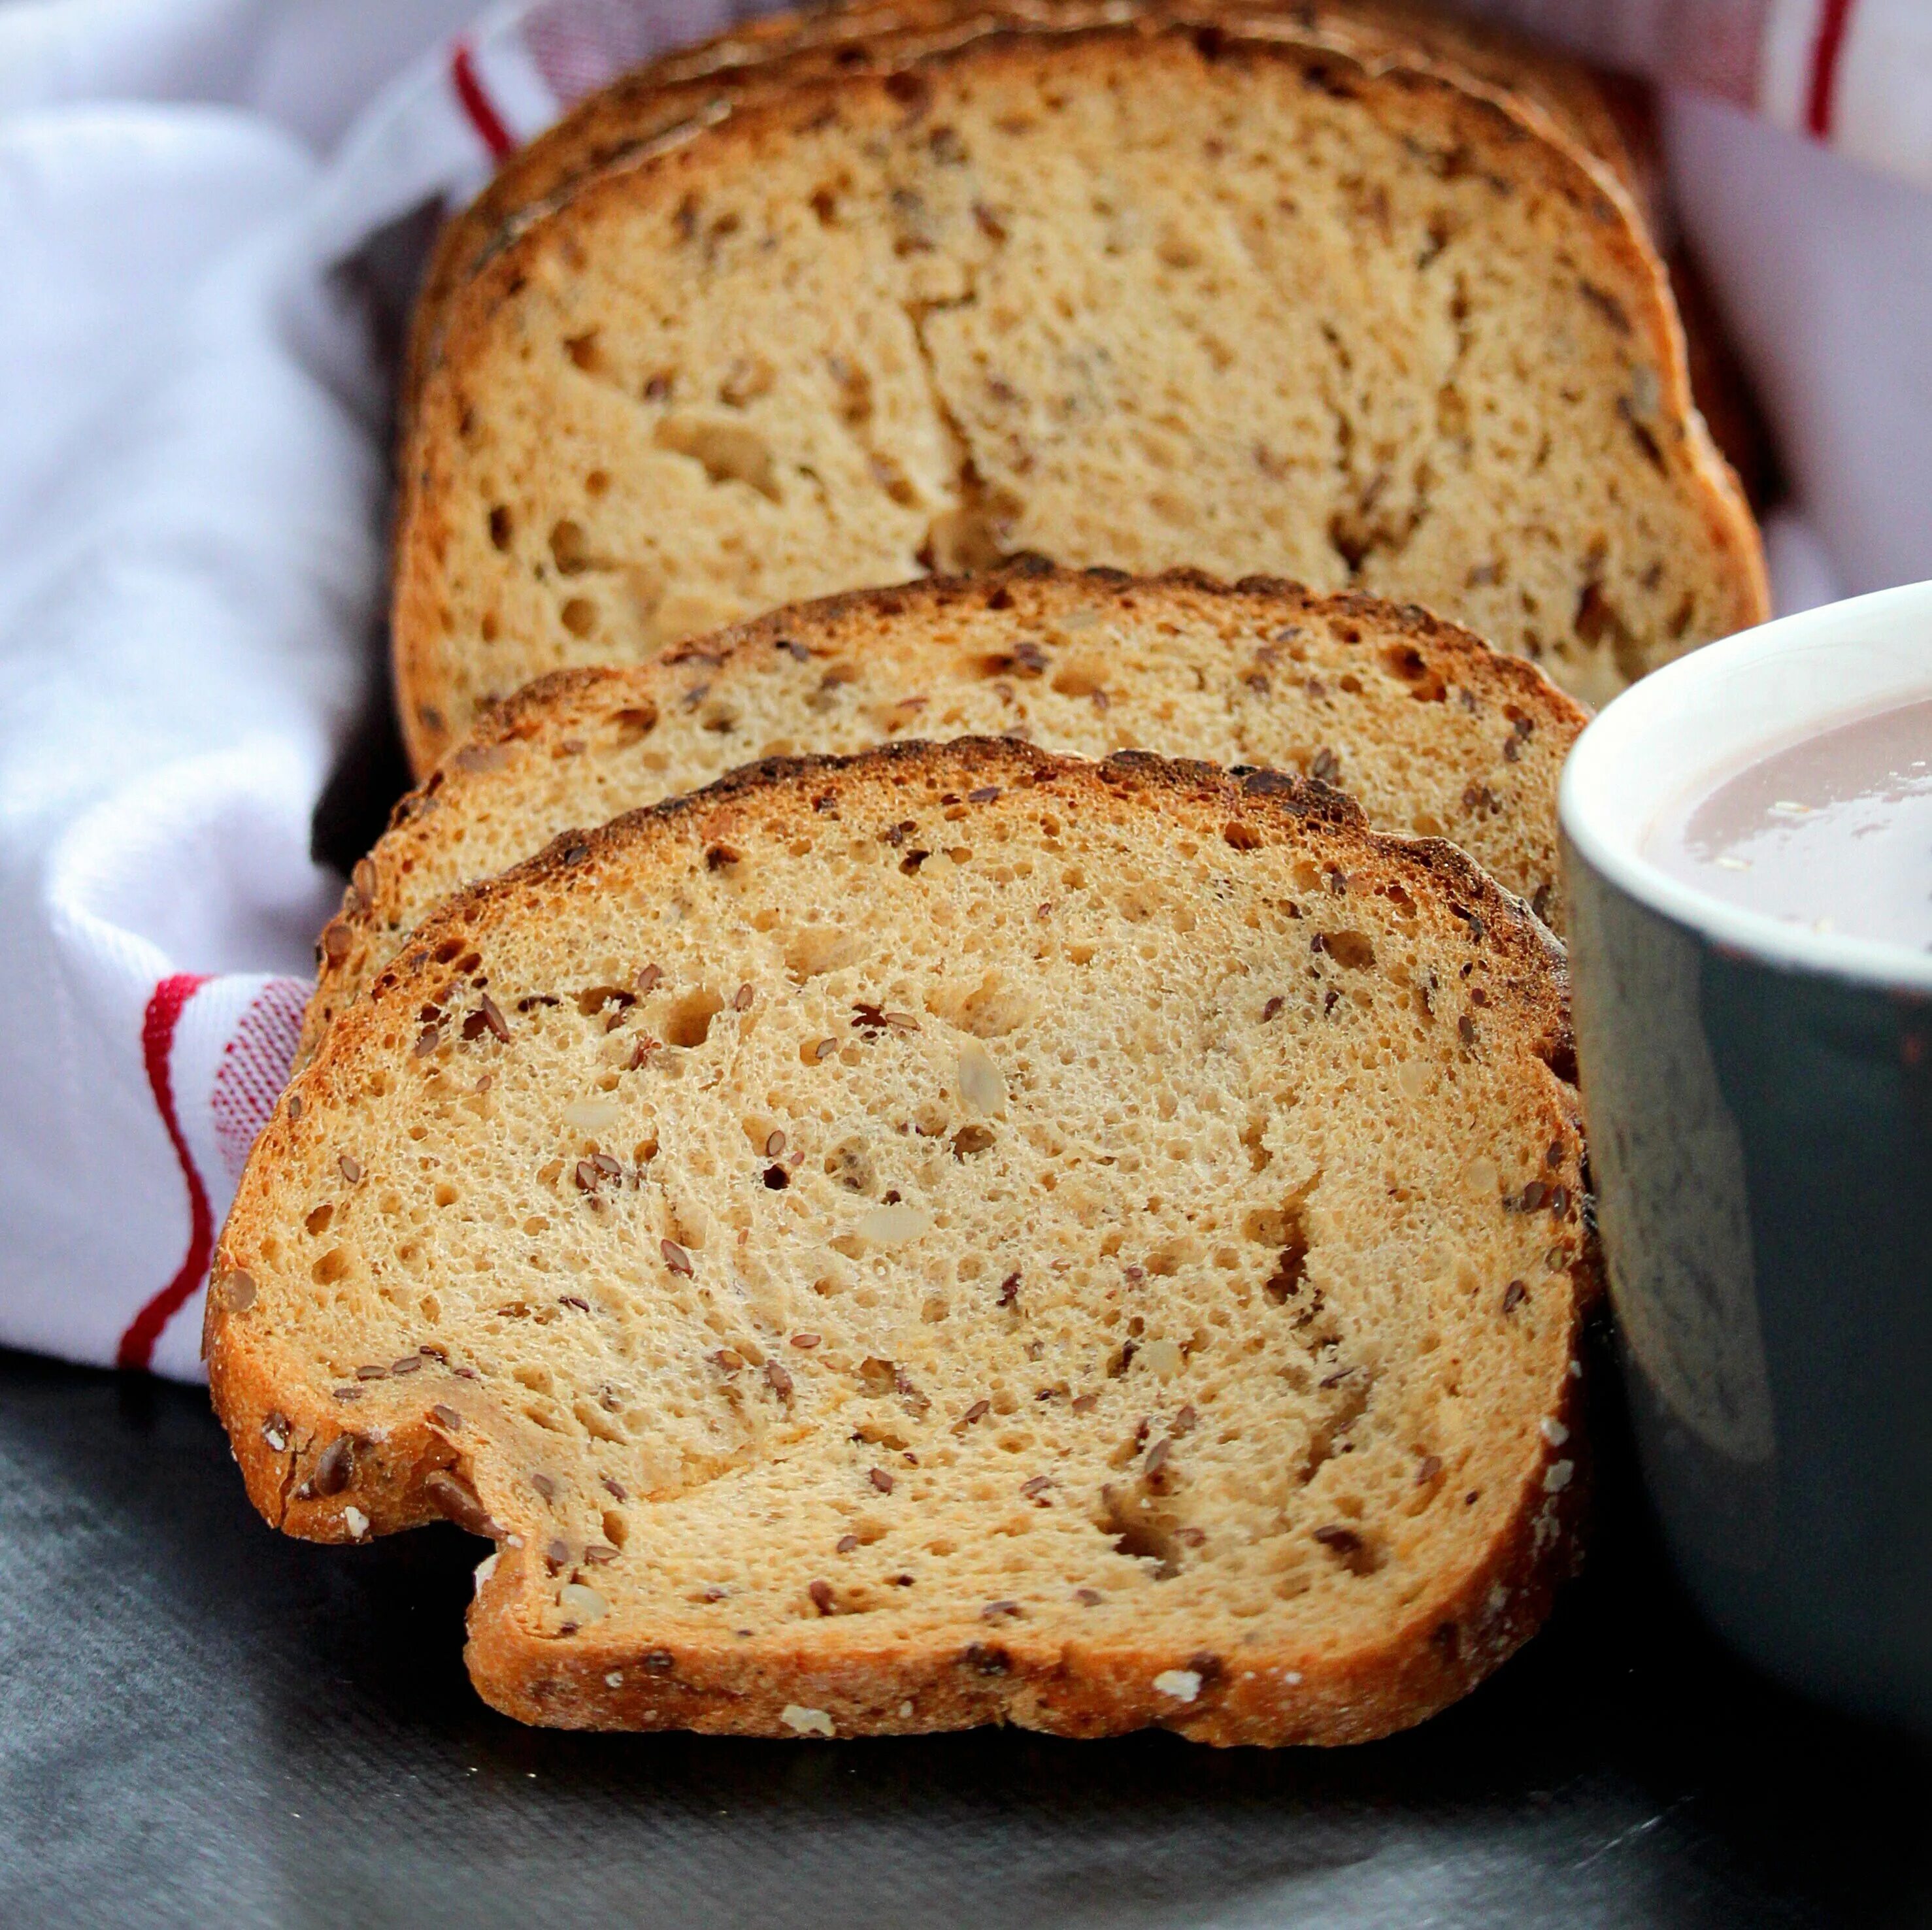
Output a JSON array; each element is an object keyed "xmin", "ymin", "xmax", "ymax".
[{"xmin": 0, "ymin": 0, "xmax": 1925, "ymax": 1379}]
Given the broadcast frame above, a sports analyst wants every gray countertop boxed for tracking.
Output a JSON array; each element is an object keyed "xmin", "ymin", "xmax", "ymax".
[{"xmin": 2, "ymin": 1340, "xmax": 1924, "ymax": 1929}]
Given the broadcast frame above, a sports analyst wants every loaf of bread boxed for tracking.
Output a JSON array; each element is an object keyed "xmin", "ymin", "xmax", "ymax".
[
  {"xmin": 395, "ymin": 16, "xmax": 1763, "ymax": 771},
  {"xmin": 309, "ymin": 564, "xmax": 1584, "ymax": 1067},
  {"xmin": 209, "ymin": 739, "xmax": 1593, "ymax": 1743},
  {"xmin": 403, "ymin": 0, "xmax": 1641, "ymax": 429}
]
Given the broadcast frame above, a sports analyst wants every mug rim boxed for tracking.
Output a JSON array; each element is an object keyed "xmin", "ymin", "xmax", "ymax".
[{"xmin": 1558, "ymin": 579, "xmax": 1932, "ymax": 994}]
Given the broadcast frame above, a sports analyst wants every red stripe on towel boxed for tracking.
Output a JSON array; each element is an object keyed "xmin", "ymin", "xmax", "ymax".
[
  {"xmin": 451, "ymin": 41, "xmax": 516, "ymax": 159},
  {"xmin": 1807, "ymin": 0, "xmax": 1857, "ymax": 139},
  {"xmin": 116, "ymin": 974, "xmax": 212, "ymax": 1371}
]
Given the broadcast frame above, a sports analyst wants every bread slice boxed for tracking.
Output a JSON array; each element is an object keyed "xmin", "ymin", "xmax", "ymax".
[
  {"xmin": 395, "ymin": 18, "xmax": 1763, "ymax": 771},
  {"xmin": 208, "ymin": 739, "xmax": 1593, "ymax": 1744},
  {"xmin": 308, "ymin": 563, "xmax": 1584, "ymax": 1067},
  {"xmin": 403, "ymin": 0, "xmax": 1641, "ymax": 430}
]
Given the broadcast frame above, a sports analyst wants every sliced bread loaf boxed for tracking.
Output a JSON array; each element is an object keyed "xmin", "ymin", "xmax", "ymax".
[
  {"xmin": 309, "ymin": 565, "xmax": 1584, "ymax": 1067},
  {"xmin": 209, "ymin": 739, "xmax": 1593, "ymax": 1743},
  {"xmin": 395, "ymin": 18, "xmax": 1763, "ymax": 770},
  {"xmin": 403, "ymin": 0, "xmax": 1641, "ymax": 429}
]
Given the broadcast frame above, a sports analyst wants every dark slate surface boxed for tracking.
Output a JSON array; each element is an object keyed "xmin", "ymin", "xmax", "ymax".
[{"xmin": 2, "ymin": 1341, "xmax": 1927, "ymax": 1930}]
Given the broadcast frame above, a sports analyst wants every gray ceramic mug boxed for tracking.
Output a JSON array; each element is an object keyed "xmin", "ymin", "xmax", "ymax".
[{"xmin": 1560, "ymin": 581, "xmax": 1932, "ymax": 1731}]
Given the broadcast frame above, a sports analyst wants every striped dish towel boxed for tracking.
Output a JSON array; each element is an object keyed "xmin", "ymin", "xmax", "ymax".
[
  {"xmin": 1453, "ymin": 0, "xmax": 1930, "ymax": 189},
  {"xmin": 0, "ymin": 0, "xmax": 1924, "ymax": 1378}
]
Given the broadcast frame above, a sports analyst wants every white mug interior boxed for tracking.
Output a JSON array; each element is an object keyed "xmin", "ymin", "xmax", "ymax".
[{"xmin": 1559, "ymin": 579, "xmax": 1932, "ymax": 992}]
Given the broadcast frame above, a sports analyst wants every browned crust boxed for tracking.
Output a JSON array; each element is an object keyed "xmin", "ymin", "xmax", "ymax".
[
  {"xmin": 211, "ymin": 737, "xmax": 1592, "ymax": 1745},
  {"xmin": 401, "ymin": 0, "xmax": 1639, "ymax": 434},
  {"xmin": 392, "ymin": 21, "xmax": 1764, "ymax": 772},
  {"xmin": 308, "ymin": 559, "xmax": 1588, "ymax": 1065}
]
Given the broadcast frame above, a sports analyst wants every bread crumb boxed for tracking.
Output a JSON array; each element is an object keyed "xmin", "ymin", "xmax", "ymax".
[
  {"xmin": 1141, "ymin": 1338, "xmax": 1182, "ymax": 1378},
  {"xmin": 782, "ymin": 1704, "xmax": 835, "ymax": 1737},
  {"xmin": 344, "ymin": 1506, "xmax": 369, "ymax": 1540},
  {"xmin": 1153, "ymin": 1669, "xmax": 1201, "ymax": 1702},
  {"xmin": 474, "ymin": 1553, "xmax": 499, "ymax": 1597},
  {"xmin": 606, "ymin": 1671, "xmax": 624, "ymax": 1688},
  {"xmin": 1539, "ymin": 1417, "xmax": 1569, "ymax": 1446},
  {"xmin": 1542, "ymin": 1459, "xmax": 1574, "ymax": 1493}
]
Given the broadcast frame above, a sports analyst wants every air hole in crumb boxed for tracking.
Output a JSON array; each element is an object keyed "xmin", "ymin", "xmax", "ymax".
[
  {"xmin": 1322, "ymin": 930, "xmax": 1376, "ymax": 971},
  {"xmin": 1096, "ymin": 1489, "xmax": 1178, "ymax": 1578},
  {"xmin": 1258, "ymin": 1204, "xmax": 1311, "ymax": 1303},
  {"xmin": 665, "ymin": 990, "xmax": 723, "ymax": 1048},
  {"xmin": 825, "ymin": 1139, "xmax": 878, "ymax": 1196}
]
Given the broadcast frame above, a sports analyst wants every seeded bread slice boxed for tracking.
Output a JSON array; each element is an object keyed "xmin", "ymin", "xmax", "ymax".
[
  {"xmin": 208, "ymin": 738, "xmax": 1593, "ymax": 1744},
  {"xmin": 395, "ymin": 22, "xmax": 1763, "ymax": 771},
  {"xmin": 307, "ymin": 563, "xmax": 1584, "ymax": 1069},
  {"xmin": 402, "ymin": 0, "xmax": 1640, "ymax": 430}
]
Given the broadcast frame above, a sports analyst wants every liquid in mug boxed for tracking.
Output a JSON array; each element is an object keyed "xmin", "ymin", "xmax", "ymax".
[{"xmin": 1644, "ymin": 694, "xmax": 1932, "ymax": 951}]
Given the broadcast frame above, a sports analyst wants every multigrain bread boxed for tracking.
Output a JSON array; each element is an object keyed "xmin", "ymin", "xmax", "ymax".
[
  {"xmin": 402, "ymin": 0, "xmax": 1641, "ymax": 427},
  {"xmin": 395, "ymin": 19, "xmax": 1764, "ymax": 771},
  {"xmin": 208, "ymin": 739, "xmax": 1594, "ymax": 1743},
  {"xmin": 308, "ymin": 565, "xmax": 1585, "ymax": 1067}
]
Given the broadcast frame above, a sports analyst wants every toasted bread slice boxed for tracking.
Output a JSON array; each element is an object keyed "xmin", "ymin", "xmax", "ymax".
[
  {"xmin": 403, "ymin": 0, "xmax": 1641, "ymax": 427},
  {"xmin": 309, "ymin": 565, "xmax": 1584, "ymax": 1067},
  {"xmin": 395, "ymin": 18, "xmax": 1762, "ymax": 770},
  {"xmin": 210, "ymin": 739, "xmax": 1592, "ymax": 1743}
]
